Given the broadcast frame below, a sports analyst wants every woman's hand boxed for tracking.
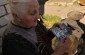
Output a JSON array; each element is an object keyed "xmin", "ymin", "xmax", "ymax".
[
  {"xmin": 51, "ymin": 23, "xmax": 61, "ymax": 29},
  {"xmin": 58, "ymin": 38, "xmax": 71, "ymax": 50},
  {"xmin": 52, "ymin": 38, "xmax": 71, "ymax": 55}
]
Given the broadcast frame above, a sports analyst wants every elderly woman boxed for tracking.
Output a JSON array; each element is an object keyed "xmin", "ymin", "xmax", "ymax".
[{"xmin": 2, "ymin": 0, "xmax": 71, "ymax": 55}]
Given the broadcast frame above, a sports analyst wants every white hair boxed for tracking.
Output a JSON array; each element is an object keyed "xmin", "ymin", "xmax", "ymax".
[{"xmin": 8, "ymin": 0, "xmax": 38, "ymax": 18}]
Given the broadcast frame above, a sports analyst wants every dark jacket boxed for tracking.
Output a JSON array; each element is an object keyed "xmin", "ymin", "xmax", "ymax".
[
  {"xmin": 2, "ymin": 33, "xmax": 37, "ymax": 55},
  {"xmin": 2, "ymin": 21, "xmax": 54, "ymax": 55}
]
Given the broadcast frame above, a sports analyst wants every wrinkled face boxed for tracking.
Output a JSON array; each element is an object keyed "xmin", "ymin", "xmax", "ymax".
[{"xmin": 20, "ymin": 1, "xmax": 40, "ymax": 28}]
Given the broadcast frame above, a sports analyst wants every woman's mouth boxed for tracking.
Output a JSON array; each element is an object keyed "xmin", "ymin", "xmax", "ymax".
[{"xmin": 34, "ymin": 19, "xmax": 37, "ymax": 22}]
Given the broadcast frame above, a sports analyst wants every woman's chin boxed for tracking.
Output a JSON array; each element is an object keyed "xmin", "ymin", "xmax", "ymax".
[
  {"xmin": 27, "ymin": 22, "xmax": 37, "ymax": 28},
  {"xmin": 34, "ymin": 22, "xmax": 37, "ymax": 26},
  {"xmin": 32, "ymin": 22, "xmax": 37, "ymax": 27}
]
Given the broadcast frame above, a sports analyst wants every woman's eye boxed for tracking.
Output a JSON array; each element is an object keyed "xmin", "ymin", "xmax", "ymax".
[
  {"xmin": 30, "ymin": 10, "xmax": 37, "ymax": 15},
  {"xmin": 30, "ymin": 13, "xmax": 35, "ymax": 15}
]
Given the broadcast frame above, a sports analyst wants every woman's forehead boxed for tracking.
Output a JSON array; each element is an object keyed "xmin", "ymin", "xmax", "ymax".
[
  {"xmin": 23, "ymin": 1, "xmax": 39, "ymax": 6},
  {"xmin": 26, "ymin": 2, "xmax": 39, "ymax": 10}
]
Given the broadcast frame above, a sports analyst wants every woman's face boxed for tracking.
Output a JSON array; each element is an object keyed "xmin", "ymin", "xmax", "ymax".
[{"xmin": 20, "ymin": 1, "xmax": 40, "ymax": 28}]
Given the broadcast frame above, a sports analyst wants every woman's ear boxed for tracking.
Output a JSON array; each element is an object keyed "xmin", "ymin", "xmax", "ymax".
[
  {"xmin": 12, "ymin": 13, "xmax": 21, "ymax": 22},
  {"xmin": 12, "ymin": 13, "xmax": 19, "ymax": 18}
]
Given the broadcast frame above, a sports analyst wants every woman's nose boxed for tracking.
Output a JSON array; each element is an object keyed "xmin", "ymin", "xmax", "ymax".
[
  {"xmin": 36, "ymin": 13, "xmax": 40, "ymax": 19},
  {"xmin": 37, "ymin": 15, "xmax": 41, "ymax": 19}
]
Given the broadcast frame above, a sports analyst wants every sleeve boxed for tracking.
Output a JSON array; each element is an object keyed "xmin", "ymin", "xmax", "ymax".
[
  {"xmin": 37, "ymin": 20, "xmax": 55, "ymax": 40},
  {"xmin": 47, "ymin": 29, "xmax": 55, "ymax": 40},
  {"xmin": 2, "ymin": 34, "xmax": 37, "ymax": 55}
]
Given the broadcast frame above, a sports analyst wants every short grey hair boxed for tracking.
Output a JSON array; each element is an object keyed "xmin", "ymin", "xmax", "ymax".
[{"xmin": 8, "ymin": 0, "xmax": 38, "ymax": 17}]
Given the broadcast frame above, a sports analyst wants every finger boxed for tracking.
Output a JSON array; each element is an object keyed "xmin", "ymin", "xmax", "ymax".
[{"xmin": 52, "ymin": 23, "xmax": 61, "ymax": 28}]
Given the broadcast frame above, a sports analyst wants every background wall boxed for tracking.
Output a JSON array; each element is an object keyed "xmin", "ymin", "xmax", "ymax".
[
  {"xmin": 0, "ymin": 0, "xmax": 11, "ymax": 37},
  {"xmin": 0, "ymin": 0, "xmax": 11, "ymax": 54}
]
